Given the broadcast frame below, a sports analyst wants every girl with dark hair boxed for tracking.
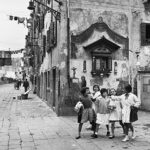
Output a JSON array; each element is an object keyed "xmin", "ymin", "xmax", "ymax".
[
  {"xmin": 75, "ymin": 87, "xmax": 94, "ymax": 139},
  {"xmin": 86, "ymin": 85, "xmax": 101, "ymax": 130},
  {"xmin": 108, "ymin": 88, "xmax": 125, "ymax": 139},
  {"xmin": 92, "ymin": 88, "xmax": 110, "ymax": 138},
  {"xmin": 91, "ymin": 85, "xmax": 101, "ymax": 111},
  {"xmin": 120, "ymin": 84, "xmax": 141, "ymax": 142}
]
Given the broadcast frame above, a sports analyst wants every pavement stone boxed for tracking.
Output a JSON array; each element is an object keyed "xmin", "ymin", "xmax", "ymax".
[{"xmin": 0, "ymin": 84, "xmax": 150, "ymax": 150}]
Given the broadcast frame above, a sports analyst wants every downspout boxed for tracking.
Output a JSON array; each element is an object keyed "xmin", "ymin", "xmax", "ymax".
[{"xmin": 67, "ymin": 0, "xmax": 70, "ymax": 88}]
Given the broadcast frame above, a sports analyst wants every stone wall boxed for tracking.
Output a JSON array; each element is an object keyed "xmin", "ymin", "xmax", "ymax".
[{"xmin": 38, "ymin": 0, "xmax": 150, "ymax": 115}]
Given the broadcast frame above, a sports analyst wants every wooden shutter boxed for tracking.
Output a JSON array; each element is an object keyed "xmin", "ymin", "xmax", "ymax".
[
  {"xmin": 141, "ymin": 23, "xmax": 146, "ymax": 46},
  {"xmin": 43, "ymin": 35, "xmax": 46, "ymax": 57},
  {"xmin": 47, "ymin": 29, "xmax": 50, "ymax": 52},
  {"xmin": 53, "ymin": 19, "xmax": 57, "ymax": 46},
  {"xmin": 42, "ymin": 14, "xmax": 45, "ymax": 30},
  {"xmin": 49, "ymin": 22, "xmax": 54, "ymax": 48}
]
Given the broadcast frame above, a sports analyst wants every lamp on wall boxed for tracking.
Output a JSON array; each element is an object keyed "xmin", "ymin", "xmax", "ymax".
[{"xmin": 28, "ymin": 0, "xmax": 35, "ymax": 10}]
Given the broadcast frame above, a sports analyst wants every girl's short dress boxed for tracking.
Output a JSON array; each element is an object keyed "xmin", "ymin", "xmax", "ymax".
[
  {"xmin": 109, "ymin": 99, "xmax": 122, "ymax": 122},
  {"xmin": 95, "ymin": 97, "xmax": 110, "ymax": 125},
  {"xmin": 96, "ymin": 113, "xmax": 110, "ymax": 125},
  {"xmin": 91, "ymin": 91, "xmax": 101, "ymax": 111}
]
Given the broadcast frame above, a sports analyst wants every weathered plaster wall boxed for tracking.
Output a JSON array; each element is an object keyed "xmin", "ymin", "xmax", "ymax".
[
  {"xmin": 37, "ymin": 0, "xmax": 150, "ymax": 114},
  {"xmin": 70, "ymin": 59, "xmax": 129, "ymax": 91},
  {"xmin": 38, "ymin": 0, "xmax": 71, "ymax": 115},
  {"xmin": 69, "ymin": 0, "xmax": 150, "ymax": 94},
  {"xmin": 70, "ymin": 0, "xmax": 132, "ymax": 92}
]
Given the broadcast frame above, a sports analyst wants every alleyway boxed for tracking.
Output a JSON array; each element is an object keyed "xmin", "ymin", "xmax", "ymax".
[{"xmin": 0, "ymin": 84, "xmax": 150, "ymax": 150}]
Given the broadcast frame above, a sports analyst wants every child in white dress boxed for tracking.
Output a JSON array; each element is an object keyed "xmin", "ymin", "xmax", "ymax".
[
  {"xmin": 91, "ymin": 85, "xmax": 101, "ymax": 111},
  {"xmin": 108, "ymin": 88, "xmax": 125, "ymax": 139},
  {"xmin": 91, "ymin": 88, "xmax": 110, "ymax": 138}
]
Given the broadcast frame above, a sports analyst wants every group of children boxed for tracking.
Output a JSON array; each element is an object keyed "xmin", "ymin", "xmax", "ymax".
[{"xmin": 75, "ymin": 84, "xmax": 141, "ymax": 142}]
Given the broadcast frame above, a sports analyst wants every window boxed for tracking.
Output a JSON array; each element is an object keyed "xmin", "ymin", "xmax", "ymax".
[
  {"xmin": 141, "ymin": 23, "xmax": 150, "ymax": 46},
  {"xmin": 92, "ymin": 56, "xmax": 112, "ymax": 76},
  {"xmin": 95, "ymin": 57, "xmax": 112, "ymax": 71}
]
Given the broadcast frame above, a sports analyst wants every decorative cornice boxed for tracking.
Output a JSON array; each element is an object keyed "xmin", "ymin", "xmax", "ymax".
[
  {"xmin": 71, "ymin": 21, "xmax": 129, "ymax": 59},
  {"xmin": 71, "ymin": 22, "xmax": 128, "ymax": 46}
]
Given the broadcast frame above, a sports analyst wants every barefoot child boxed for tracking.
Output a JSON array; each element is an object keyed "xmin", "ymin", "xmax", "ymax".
[{"xmin": 92, "ymin": 88, "xmax": 110, "ymax": 138}]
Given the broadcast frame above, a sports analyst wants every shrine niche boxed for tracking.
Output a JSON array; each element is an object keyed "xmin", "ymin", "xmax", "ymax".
[{"xmin": 84, "ymin": 36, "xmax": 120, "ymax": 76}]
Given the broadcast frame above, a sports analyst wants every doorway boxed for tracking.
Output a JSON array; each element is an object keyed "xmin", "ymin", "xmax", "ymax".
[
  {"xmin": 44, "ymin": 72, "xmax": 47, "ymax": 101},
  {"xmin": 52, "ymin": 68, "xmax": 56, "ymax": 107},
  {"xmin": 141, "ymin": 75, "xmax": 150, "ymax": 111}
]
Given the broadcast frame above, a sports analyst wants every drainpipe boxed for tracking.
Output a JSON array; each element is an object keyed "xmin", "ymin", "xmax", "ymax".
[{"xmin": 67, "ymin": 0, "xmax": 70, "ymax": 88}]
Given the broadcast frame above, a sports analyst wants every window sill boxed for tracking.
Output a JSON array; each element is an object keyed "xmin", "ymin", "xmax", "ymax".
[{"xmin": 91, "ymin": 70, "xmax": 112, "ymax": 76}]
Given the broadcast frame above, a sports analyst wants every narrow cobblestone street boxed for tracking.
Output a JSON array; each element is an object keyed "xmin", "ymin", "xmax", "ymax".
[{"xmin": 0, "ymin": 84, "xmax": 150, "ymax": 150}]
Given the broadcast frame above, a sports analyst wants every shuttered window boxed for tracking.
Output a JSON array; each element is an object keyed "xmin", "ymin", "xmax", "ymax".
[
  {"xmin": 141, "ymin": 23, "xmax": 150, "ymax": 46},
  {"xmin": 47, "ymin": 20, "xmax": 57, "ymax": 52},
  {"xmin": 43, "ymin": 35, "xmax": 46, "ymax": 59}
]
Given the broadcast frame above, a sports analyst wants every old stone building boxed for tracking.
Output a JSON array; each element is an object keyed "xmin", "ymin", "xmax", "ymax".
[{"xmin": 25, "ymin": 0, "xmax": 150, "ymax": 115}]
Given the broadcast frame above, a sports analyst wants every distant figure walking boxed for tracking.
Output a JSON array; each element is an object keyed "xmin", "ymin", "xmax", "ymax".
[{"xmin": 23, "ymin": 79, "xmax": 29, "ymax": 92}]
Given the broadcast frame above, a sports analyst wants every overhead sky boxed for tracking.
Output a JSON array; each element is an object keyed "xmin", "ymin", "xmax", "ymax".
[{"xmin": 0, "ymin": 0, "xmax": 30, "ymax": 51}]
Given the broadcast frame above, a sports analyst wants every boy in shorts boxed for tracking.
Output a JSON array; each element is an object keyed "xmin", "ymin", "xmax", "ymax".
[{"xmin": 76, "ymin": 87, "xmax": 94, "ymax": 139}]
